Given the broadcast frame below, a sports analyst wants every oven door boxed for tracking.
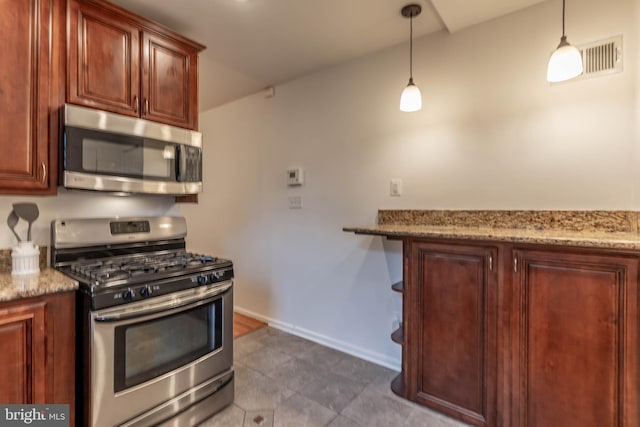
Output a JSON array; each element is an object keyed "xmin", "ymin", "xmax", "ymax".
[{"xmin": 90, "ymin": 281, "xmax": 233, "ymax": 427}]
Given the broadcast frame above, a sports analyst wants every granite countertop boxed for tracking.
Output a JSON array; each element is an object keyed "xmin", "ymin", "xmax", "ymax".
[
  {"xmin": 0, "ymin": 269, "xmax": 79, "ymax": 303},
  {"xmin": 0, "ymin": 247, "xmax": 78, "ymax": 303},
  {"xmin": 343, "ymin": 210, "xmax": 640, "ymax": 250}
]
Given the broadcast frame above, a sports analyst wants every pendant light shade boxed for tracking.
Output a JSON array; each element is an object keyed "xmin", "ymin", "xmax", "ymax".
[
  {"xmin": 546, "ymin": 0, "xmax": 583, "ymax": 82},
  {"xmin": 400, "ymin": 78, "xmax": 422, "ymax": 112},
  {"xmin": 400, "ymin": 4, "xmax": 422, "ymax": 112}
]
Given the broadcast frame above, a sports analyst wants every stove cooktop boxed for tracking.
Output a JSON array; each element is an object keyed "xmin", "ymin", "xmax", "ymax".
[
  {"xmin": 68, "ymin": 251, "xmax": 228, "ymax": 287},
  {"xmin": 62, "ymin": 251, "xmax": 233, "ymax": 310},
  {"xmin": 51, "ymin": 217, "xmax": 234, "ymax": 309}
]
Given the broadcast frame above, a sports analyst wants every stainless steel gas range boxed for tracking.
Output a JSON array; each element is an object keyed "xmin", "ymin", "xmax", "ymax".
[{"xmin": 51, "ymin": 216, "xmax": 234, "ymax": 427}]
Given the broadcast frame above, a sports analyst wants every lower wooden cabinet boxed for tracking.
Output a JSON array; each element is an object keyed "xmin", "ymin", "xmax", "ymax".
[
  {"xmin": 0, "ymin": 300, "xmax": 46, "ymax": 403},
  {"xmin": 405, "ymin": 241, "xmax": 497, "ymax": 427},
  {"xmin": 510, "ymin": 249, "xmax": 638, "ymax": 427},
  {"xmin": 396, "ymin": 240, "xmax": 639, "ymax": 427},
  {"xmin": 0, "ymin": 292, "xmax": 75, "ymax": 425}
]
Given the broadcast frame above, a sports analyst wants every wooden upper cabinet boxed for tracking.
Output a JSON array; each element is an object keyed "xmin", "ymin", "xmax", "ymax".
[
  {"xmin": 0, "ymin": 0, "xmax": 62, "ymax": 194},
  {"xmin": 142, "ymin": 32, "xmax": 198, "ymax": 129},
  {"xmin": 512, "ymin": 249, "xmax": 639, "ymax": 427},
  {"xmin": 68, "ymin": 0, "xmax": 140, "ymax": 117},
  {"xmin": 67, "ymin": 0, "xmax": 203, "ymax": 130}
]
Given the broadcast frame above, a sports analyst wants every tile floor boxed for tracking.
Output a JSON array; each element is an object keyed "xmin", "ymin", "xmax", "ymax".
[{"xmin": 199, "ymin": 327, "xmax": 470, "ymax": 427}]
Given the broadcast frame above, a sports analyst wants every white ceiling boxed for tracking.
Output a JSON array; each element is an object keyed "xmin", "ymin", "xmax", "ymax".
[{"xmin": 110, "ymin": 0, "xmax": 548, "ymax": 110}]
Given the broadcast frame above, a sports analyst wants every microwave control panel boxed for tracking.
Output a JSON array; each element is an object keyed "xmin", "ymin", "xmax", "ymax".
[{"xmin": 178, "ymin": 146, "xmax": 202, "ymax": 182}]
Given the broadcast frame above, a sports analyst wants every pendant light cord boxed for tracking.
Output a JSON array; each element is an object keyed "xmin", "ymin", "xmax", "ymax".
[
  {"xmin": 562, "ymin": 0, "xmax": 566, "ymax": 37},
  {"xmin": 409, "ymin": 14, "xmax": 414, "ymax": 80}
]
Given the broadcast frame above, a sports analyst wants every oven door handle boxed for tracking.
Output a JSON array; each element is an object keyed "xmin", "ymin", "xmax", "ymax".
[{"xmin": 93, "ymin": 282, "xmax": 232, "ymax": 322}]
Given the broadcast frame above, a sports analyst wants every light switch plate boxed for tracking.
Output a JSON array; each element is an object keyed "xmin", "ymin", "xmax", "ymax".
[{"xmin": 390, "ymin": 179, "xmax": 402, "ymax": 196}]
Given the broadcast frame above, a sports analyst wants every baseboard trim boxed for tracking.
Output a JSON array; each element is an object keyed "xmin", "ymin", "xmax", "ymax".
[{"xmin": 234, "ymin": 306, "xmax": 401, "ymax": 371}]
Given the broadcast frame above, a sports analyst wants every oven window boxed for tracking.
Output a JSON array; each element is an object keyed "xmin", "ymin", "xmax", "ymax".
[{"xmin": 113, "ymin": 299, "xmax": 223, "ymax": 392}]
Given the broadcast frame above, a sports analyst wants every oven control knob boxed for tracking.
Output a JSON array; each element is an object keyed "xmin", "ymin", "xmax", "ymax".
[
  {"xmin": 209, "ymin": 273, "xmax": 218, "ymax": 282},
  {"xmin": 198, "ymin": 275, "xmax": 208, "ymax": 285},
  {"xmin": 140, "ymin": 286, "xmax": 152, "ymax": 297},
  {"xmin": 122, "ymin": 289, "xmax": 134, "ymax": 301}
]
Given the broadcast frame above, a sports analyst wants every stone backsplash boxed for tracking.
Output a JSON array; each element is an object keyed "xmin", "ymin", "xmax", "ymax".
[{"xmin": 377, "ymin": 210, "xmax": 640, "ymax": 233}]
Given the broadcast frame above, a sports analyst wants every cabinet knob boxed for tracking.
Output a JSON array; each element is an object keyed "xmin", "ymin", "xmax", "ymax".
[
  {"xmin": 133, "ymin": 95, "xmax": 138, "ymax": 113},
  {"xmin": 144, "ymin": 98, "xmax": 149, "ymax": 115}
]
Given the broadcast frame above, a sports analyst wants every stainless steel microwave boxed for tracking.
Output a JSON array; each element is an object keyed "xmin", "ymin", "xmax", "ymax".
[{"xmin": 62, "ymin": 104, "xmax": 203, "ymax": 195}]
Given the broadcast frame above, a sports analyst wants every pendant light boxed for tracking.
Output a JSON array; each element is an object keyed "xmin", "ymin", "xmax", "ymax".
[
  {"xmin": 546, "ymin": 0, "xmax": 583, "ymax": 82},
  {"xmin": 400, "ymin": 4, "xmax": 422, "ymax": 112}
]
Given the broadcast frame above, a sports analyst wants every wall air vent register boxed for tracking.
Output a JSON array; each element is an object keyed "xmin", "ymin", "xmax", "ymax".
[{"xmin": 555, "ymin": 35, "xmax": 623, "ymax": 83}]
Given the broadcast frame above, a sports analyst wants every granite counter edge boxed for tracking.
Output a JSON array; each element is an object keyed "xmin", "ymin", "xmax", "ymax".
[
  {"xmin": 0, "ymin": 269, "xmax": 79, "ymax": 303},
  {"xmin": 343, "ymin": 226, "xmax": 640, "ymax": 251}
]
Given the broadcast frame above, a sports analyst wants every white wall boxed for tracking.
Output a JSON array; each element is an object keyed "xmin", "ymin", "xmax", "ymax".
[{"xmin": 185, "ymin": 0, "xmax": 639, "ymax": 369}]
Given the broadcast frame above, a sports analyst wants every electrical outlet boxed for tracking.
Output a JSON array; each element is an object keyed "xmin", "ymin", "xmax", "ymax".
[{"xmin": 288, "ymin": 195, "xmax": 303, "ymax": 209}]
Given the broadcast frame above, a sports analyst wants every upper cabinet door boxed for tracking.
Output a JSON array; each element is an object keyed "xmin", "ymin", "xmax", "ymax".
[
  {"xmin": 0, "ymin": 0, "xmax": 61, "ymax": 194},
  {"xmin": 142, "ymin": 32, "xmax": 198, "ymax": 130},
  {"xmin": 68, "ymin": 0, "xmax": 140, "ymax": 117}
]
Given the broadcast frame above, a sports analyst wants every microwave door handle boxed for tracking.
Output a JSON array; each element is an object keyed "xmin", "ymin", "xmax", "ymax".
[
  {"xmin": 175, "ymin": 145, "xmax": 181, "ymax": 181},
  {"xmin": 176, "ymin": 145, "xmax": 187, "ymax": 182}
]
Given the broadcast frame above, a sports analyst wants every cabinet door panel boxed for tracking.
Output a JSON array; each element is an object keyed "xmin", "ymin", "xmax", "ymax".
[
  {"xmin": 0, "ymin": 0, "xmax": 55, "ymax": 192},
  {"xmin": 514, "ymin": 250, "xmax": 638, "ymax": 427},
  {"xmin": 408, "ymin": 242, "xmax": 497, "ymax": 426},
  {"xmin": 0, "ymin": 322, "xmax": 28, "ymax": 402},
  {"xmin": 142, "ymin": 32, "xmax": 197, "ymax": 129},
  {"xmin": 0, "ymin": 302, "xmax": 46, "ymax": 404},
  {"xmin": 68, "ymin": 0, "xmax": 140, "ymax": 116}
]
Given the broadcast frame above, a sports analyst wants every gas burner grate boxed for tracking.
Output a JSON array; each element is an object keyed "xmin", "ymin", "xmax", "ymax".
[{"xmin": 68, "ymin": 251, "xmax": 222, "ymax": 286}]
